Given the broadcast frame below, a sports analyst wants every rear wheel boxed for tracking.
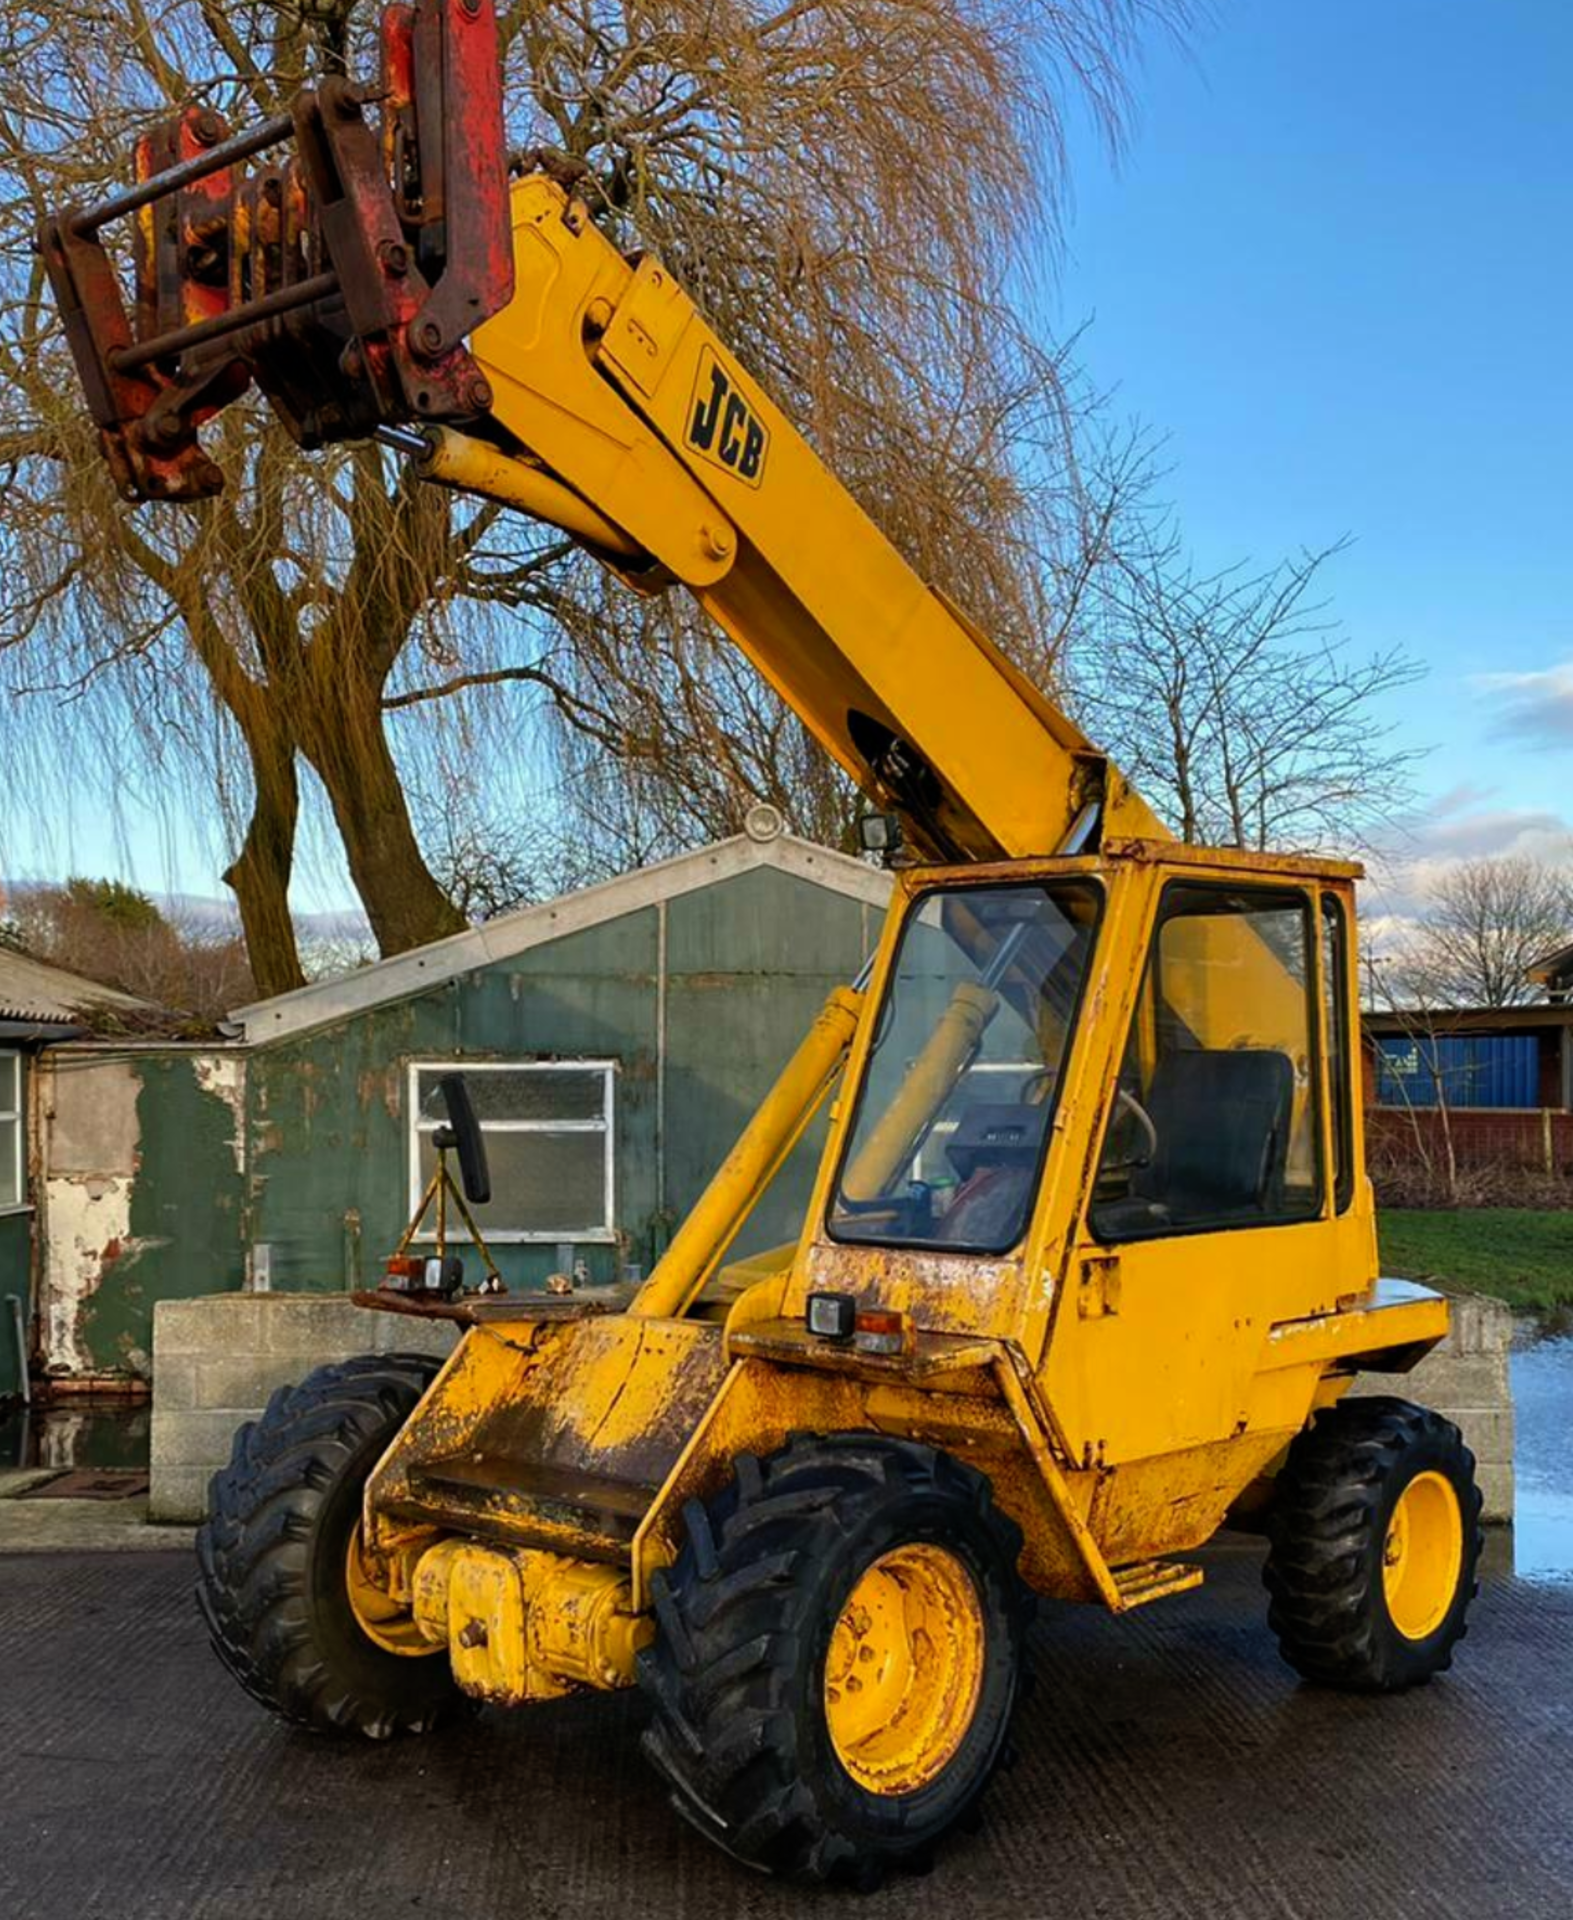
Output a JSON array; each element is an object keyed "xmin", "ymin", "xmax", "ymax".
[
  {"xmin": 638, "ymin": 1434, "xmax": 1031, "ymax": 1887},
  {"xmin": 1264, "ymin": 1396, "xmax": 1482, "ymax": 1692},
  {"xmin": 196, "ymin": 1352, "xmax": 466, "ymax": 1737}
]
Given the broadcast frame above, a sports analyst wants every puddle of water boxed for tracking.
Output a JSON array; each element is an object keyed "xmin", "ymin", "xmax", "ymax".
[
  {"xmin": 1511, "ymin": 1324, "xmax": 1573, "ymax": 1584},
  {"xmin": 0, "ymin": 1399, "xmax": 151, "ymax": 1473}
]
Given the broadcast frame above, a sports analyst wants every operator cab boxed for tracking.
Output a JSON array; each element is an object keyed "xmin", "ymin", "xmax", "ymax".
[{"xmin": 826, "ymin": 865, "xmax": 1329, "ymax": 1262}]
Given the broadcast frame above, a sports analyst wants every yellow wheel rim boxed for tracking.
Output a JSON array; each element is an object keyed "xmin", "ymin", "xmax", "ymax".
[
  {"xmin": 344, "ymin": 1525, "xmax": 434, "ymax": 1657},
  {"xmin": 823, "ymin": 1543, "xmax": 986, "ymax": 1797},
  {"xmin": 1382, "ymin": 1470, "xmax": 1464, "ymax": 1642}
]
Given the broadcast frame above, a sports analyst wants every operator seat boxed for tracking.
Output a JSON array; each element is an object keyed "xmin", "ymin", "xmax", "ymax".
[{"xmin": 1135, "ymin": 1047, "xmax": 1295, "ymax": 1225}]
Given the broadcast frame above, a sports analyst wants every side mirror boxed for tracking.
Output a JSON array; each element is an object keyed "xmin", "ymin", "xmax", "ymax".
[{"xmin": 433, "ymin": 1073, "xmax": 491, "ymax": 1204}]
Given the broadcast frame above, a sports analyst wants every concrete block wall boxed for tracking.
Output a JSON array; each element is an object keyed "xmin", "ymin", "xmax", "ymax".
[
  {"xmin": 1350, "ymin": 1288, "xmax": 1515, "ymax": 1522},
  {"xmin": 151, "ymin": 1294, "xmax": 458, "ymax": 1522},
  {"xmin": 151, "ymin": 1285, "xmax": 1518, "ymax": 1526}
]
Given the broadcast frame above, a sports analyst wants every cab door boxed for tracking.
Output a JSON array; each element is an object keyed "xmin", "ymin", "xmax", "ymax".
[{"xmin": 1044, "ymin": 880, "xmax": 1344, "ymax": 1548}]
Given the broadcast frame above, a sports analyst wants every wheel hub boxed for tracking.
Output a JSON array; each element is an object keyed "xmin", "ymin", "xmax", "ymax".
[
  {"xmin": 345, "ymin": 1524, "xmax": 435, "ymax": 1657},
  {"xmin": 824, "ymin": 1542, "xmax": 985, "ymax": 1796},
  {"xmin": 1382, "ymin": 1469, "xmax": 1464, "ymax": 1641}
]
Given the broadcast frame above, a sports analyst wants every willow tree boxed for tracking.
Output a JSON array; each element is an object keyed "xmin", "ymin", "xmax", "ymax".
[{"xmin": 0, "ymin": 0, "xmax": 1190, "ymax": 992}]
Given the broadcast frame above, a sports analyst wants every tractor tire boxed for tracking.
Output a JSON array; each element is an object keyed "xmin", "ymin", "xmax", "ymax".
[
  {"xmin": 638, "ymin": 1433, "xmax": 1031, "ymax": 1888},
  {"xmin": 196, "ymin": 1352, "xmax": 467, "ymax": 1738},
  {"xmin": 1264, "ymin": 1395, "xmax": 1483, "ymax": 1693}
]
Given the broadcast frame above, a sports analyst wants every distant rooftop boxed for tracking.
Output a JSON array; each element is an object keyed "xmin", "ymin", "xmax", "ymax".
[
  {"xmin": 1364, "ymin": 1002, "xmax": 1573, "ymax": 1033},
  {"xmin": 0, "ymin": 947, "xmax": 156, "ymax": 1037}
]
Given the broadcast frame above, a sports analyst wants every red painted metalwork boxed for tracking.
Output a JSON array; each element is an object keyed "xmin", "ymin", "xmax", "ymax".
[{"xmin": 36, "ymin": 0, "xmax": 515, "ymax": 501}]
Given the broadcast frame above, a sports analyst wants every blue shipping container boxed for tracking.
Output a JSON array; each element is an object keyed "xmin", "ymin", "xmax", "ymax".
[{"xmin": 1374, "ymin": 1033, "xmax": 1539, "ymax": 1109}]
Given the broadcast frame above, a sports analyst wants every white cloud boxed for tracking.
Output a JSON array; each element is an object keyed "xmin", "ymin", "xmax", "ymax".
[
  {"xmin": 1360, "ymin": 785, "xmax": 1573, "ymax": 954},
  {"xmin": 1473, "ymin": 659, "xmax": 1573, "ymax": 747}
]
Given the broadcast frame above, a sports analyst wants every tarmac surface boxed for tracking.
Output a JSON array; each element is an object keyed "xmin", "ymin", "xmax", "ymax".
[{"xmin": 2, "ymin": 1540, "xmax": 1570, "ymax": 1920}]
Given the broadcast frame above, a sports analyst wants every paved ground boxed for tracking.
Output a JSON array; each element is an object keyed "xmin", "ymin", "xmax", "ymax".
[
  {"xmin": 0, "ymin": 1473, "xmax": 193, "ymax": 1552},
  {"xmin": 1, "ymin": 1540, "xmax": 1568, "ymax": 1920}
]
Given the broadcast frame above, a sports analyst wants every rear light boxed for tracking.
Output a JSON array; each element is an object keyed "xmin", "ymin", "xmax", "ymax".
[
  {"xmin": 853, "ymin": 1307, "xmax": 908, "ymax": 1357},
  {"xmin": 383, "ymin": 1253, "xmax": 461, "ymax": 1294}
]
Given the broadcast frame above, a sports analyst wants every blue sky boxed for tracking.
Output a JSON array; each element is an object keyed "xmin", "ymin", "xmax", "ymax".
[{"xmin": 1053, "ymin": 0, "xmax": 1573, "ymax": 902}]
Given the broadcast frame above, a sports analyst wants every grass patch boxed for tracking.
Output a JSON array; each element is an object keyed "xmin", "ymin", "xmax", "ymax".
[{"xmin": 1379, "ymin": 1208, "xmax": 1573, "ymax": 1315}]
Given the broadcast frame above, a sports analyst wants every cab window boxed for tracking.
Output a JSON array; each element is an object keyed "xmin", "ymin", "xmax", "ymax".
[
  {"xmin": 829, "ymin": 882, "xmax": 1100, "ymax": 1254},
  {"xmin": 1090, "ymin": 884, "xmax": 1322, "ymax": 1241}
]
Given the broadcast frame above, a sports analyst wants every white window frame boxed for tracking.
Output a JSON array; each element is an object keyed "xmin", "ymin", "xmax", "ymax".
[
  {"xmin": 0, "ymin": 1051, "xmax": 22, "ymax": 1215},
  {"xmin": 407, "ymin": 1059, "xmax": 617, "ymax": 1244}
]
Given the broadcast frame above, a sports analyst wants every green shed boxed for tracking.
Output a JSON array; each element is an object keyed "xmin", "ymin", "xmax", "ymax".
[{"xmin": 27, "ymin": 828, "xmax": 892, "ymax": 1384}]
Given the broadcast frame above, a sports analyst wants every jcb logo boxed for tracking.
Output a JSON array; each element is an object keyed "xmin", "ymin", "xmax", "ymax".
[{"xmin": 686, "ymin": 346, "xmax": 769, "ymax": 486}]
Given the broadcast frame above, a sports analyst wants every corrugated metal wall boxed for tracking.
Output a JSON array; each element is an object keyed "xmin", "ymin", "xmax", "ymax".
[{"xmin": 1374, "ymin": 1033, "xmax": 1540, "ymax": 1109}]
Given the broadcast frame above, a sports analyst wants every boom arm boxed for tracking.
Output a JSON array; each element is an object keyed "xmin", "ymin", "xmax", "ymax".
[{"xmin": 39, "ymin": 0, "xmax": 1164, "ymax": 863}]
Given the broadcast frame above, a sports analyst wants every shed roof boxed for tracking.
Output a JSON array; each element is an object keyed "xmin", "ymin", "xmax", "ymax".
[
  {"xmin": 1363, "ymin": 1003, "xmax": 1573, "ymax": 1036},
  {"xmin": 229, "ymin": 829, "xmax": 893, "ymax": 1044},
  {"xmin": 0, "ymin": 947, "xmax": 156, "ymax": 1038}
]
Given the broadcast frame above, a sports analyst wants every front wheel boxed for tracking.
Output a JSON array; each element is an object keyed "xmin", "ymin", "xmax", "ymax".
[
  {"xmin": 196, "ymin": 1352, "xmax": 468, "ymax": 1737},
  {"xmin": 1264, "ymin": 1396, "xmax": 1482, "ymax": 1692},
  {"xmin": 638, "ymin": 1434, "xmax": 1031, "ymax": 1887}
]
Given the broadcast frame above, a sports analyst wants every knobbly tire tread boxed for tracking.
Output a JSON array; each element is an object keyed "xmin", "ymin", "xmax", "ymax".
[
  {"xmin": 637, "ymin": 1433, "xmax": 1032, "ymax": 1887},
  {"xmin": 1264, "ymin": 1395, "xmax": 1483, "ymax": 1693},
  {"xmin": 196, "ymin": 1351, "xmax": 468, "ymax": 1738}
]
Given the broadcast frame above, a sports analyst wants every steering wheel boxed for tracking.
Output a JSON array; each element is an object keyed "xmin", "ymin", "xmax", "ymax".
[{"xmin": 1102, "ymin": 1086, "xmax": 1158, "ymax": 1174}]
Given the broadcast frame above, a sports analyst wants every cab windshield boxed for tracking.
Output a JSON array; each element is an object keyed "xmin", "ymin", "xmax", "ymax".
[{"xmin": 828, "ymin": 882, "xmax": 1100, "ymax": 1253}]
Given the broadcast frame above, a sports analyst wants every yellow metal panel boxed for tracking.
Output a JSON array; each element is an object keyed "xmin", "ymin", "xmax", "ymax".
[
  {"xmin": 1081, "ymin": 1431, "xmax": 1296, "ymax": 1565},
  {"xmin": 1046, "ymin": 1218, "xmax": 1352, "ymax": 1467},
  {"xmin": 472, "ymin": 182, "xmax": 733, "ymax": 587}
]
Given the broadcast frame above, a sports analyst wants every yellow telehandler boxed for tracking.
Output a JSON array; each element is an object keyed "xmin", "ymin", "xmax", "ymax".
[{"xmin": 42, "ymin": 3, "xmax": 1481, "ymax": 1885}]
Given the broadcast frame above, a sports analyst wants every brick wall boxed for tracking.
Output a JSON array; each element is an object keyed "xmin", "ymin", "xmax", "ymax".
[{"xmin": 1367, "ymin": 1105, "xmax": 1573, "ymax": 1175}]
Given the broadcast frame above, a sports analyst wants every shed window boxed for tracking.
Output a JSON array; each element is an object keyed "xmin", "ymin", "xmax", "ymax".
[
  {"xmin": 0, "ymin": 1053, "xmax": 21, "ymax": 1211},
  {"xmin": 409, "ymin": 1062, "xmax": 615, "ymax": 1243}
]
